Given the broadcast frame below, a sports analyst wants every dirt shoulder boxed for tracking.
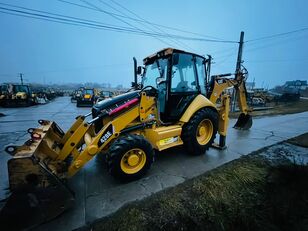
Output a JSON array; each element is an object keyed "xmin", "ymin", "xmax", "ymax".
[
  {"xmin": 287, "ymin": 133, "xmax": 308, "ymax": 148},
  {"xmin": 77, "ymin": 134, "xmax": 308, "ymax": 231},
  {"xmin": 230, "ymin": 99, "xmax": 308, "ymax": 118}
]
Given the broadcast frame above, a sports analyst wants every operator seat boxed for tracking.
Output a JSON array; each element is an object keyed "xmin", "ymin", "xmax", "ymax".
[{"xmin": 176, "ymin": 81, "xmax": 189, "ymax": 92}]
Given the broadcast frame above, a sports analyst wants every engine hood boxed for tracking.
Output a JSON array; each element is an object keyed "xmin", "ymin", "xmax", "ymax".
[{"xmin": 92, "ymin": 90, "xmax": 140, "ymax": 118}]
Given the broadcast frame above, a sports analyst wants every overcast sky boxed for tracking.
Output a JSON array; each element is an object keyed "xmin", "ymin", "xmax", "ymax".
[{"xmin": 0, "ymin": 0, "xmax": 307, "ymax": 88}]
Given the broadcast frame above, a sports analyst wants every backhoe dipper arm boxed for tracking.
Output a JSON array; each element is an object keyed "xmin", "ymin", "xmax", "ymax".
[
  {"xmin": 208, "ymin": 71, "xmax": 252, "ymax": 149},
  {"xmin": 235, "ymin": 78, "xmax": 249, "ymax": 114},
  {"xmin": 208, "ymin": 72, "xmax": 250, "ymax": 115}
]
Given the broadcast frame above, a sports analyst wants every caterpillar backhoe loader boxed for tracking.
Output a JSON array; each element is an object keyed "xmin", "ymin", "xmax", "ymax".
[
  {"xmin": 76, "ymin": 88, "xmax": 97, "ymax": 107},
  {"xmin": 0, "ymin": 48, "xmax": 252, "ymax": 229},
  {"xmin": 0, "ymin": 84, "xmax": 37, "ymax": 107}
]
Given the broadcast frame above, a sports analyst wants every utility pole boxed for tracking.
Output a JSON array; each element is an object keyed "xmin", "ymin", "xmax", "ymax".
[
  {"xmin": 235, "ymin": 31, "xmax": 244, "ymax": 76},
  {"xmin": 20, "ymin": 73, "xmax": 24, "ymax": 85},
  {"xmin": 232, "ymin": 31, "xmax": 244, "ymax": 112}
]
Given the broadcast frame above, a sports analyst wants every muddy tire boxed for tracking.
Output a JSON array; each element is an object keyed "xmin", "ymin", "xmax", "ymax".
[
  {"xmin": 106, "ymin": 134, "xmax": 154, "ymax": 182},
  {"xmin": 182, "ymin": 108, "xmax": 218, "ymax": 155}
]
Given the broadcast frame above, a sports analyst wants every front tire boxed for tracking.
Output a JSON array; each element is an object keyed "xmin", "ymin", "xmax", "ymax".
[
  {"xmin": 106, "ymin": 134, "xmax": 154, "ymax": 182},
  {"xmin": 182, "ymin": 108, "xmax": 218, "ymax": 155}
]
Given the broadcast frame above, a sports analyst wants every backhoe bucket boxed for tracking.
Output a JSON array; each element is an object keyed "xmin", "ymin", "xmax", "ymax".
[
  {"xmin": 234, "ymin": 113, "xmax": 252, "ymax": 130},
  {"xmin": 0, "ymin": 120, "xmax": 75, "ymax": 230}
]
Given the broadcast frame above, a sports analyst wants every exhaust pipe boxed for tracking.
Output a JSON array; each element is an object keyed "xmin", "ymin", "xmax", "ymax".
[{"xmin": 133, "ymin": 57, "xmax": 138, "ymax": 89}]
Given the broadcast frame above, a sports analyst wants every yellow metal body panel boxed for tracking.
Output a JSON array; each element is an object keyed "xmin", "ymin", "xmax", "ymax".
[
  {"xmin": 59, "ymin": 116, "xmax": 85, "ymax": 145},
  {"xmin": 57, "ymin": 121, "xmax": 90, "ymax": 161},
  {"xmin": 144, "ymin": 125, "xmax": 183, "ymax": 151},
  {"xmin": 139, "ymin": 92, "xmax": 156, "ymax": 122},
  {"xmin": 217, "ymin": 95, "xmax": 230, "ymax": 136},
  {"xmin": 236, "ymin": 82, "xmax": 249, "ymax": 114},
  {"xmin": 16, "ymin": 92, "xmax": 27, "ymax": 99},
  {"xmin": 179, "ymin": 94, "xmax": 216, "ymax": 123}
]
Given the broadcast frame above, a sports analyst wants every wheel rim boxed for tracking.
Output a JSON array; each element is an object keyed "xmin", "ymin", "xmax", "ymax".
[
  {"xmin": 196, "ymin": 119, "xmax": 213, "ymax": 145},
  {"xmin": 120, "ymin": 148, "xmax": 146, "ymax": 174}
]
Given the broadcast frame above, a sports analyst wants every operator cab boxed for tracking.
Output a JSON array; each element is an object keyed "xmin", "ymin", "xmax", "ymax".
[
  {"xmin": 142, "ymin": 48, "xmax": 210, "ymax": 122},
  {"xmin": 12, "ymin": 85, "xmax": 31, "ymax": 95}
]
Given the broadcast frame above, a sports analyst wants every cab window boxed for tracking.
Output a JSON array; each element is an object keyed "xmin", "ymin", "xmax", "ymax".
[
  {"xmin": 171, "ymin": 54, "xmax": 198, "ymax": 93},
  {"xmin": 142, "ymin": 58, "xmax": 168, "ymax": 89},
  {"xmin": 195, "ymin": 57, "xmax": 206, "ymax": 95}
]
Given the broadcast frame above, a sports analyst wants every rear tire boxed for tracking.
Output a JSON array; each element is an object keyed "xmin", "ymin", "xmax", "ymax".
[
  {"xmin": 106, "ymin": 134, "xmax": 154, "ymax": 182},
  {"xmin": 182, "ymin": 108, "xmax": 218, "ymax": 155}
]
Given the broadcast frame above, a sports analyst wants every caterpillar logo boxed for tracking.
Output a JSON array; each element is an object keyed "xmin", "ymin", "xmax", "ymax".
[{"xmin": 98, "ymin": 124, "xmax": 114, "ymax": 146}]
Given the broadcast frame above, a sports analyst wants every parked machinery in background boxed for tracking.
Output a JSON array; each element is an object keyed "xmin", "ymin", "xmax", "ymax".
[
  {"xmin": 96, "ymin": 90, "xmax": 114, "ymax": 103},
  {"xmin": 76, "ymin": 88, "xmax": 97, "ymax": 107},
  {"xmin": 71, "ymin": 87, "xmax": 84, "ymax": 103},
  {"xmin": 0, "ymin": 83, "xmax": 38, "ymax": 107}
]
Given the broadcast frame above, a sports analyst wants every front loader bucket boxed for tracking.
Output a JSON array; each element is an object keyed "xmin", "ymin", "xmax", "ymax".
[
  {"xmin": 0, "ymin": 170, "xmax": 74, "ymax": 231},
  {"xmin": 234, "ymin": 113, "xmax": 252, "ymax": 130},
  {"xmin": 0, "ymin": 120, "xmax": 75, "ymax": 230}
]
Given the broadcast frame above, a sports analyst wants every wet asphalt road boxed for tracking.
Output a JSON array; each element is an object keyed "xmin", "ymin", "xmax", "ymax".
[{"xmin": 0, "ymin": 97, "xmax": 308, "ymax": 231}]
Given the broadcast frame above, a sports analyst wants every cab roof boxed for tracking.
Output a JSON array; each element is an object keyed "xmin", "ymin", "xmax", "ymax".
[{"xmin": 143, "ymin": 48, "xmax": 205, "ymax": 65}]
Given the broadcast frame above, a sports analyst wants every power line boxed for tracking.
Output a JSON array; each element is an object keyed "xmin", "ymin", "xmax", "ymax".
[
  {"xmin": 83, "ymin": 0, "xmax": 173, "ymax": 47},
  {"xmin": 245, "ymin": 33, "xmax": 307, "ymax": 53},
  {"xmin": 0, "ymin": 6, "xmax": 146, "ymax": 34},
  {"xmin": 246, "ymin": 27, "xmax": 308, "ymax": 43},
  {"xmin": 213, "ymin": 47, "xmax": 237, "ymax": 67},
  {"xmin": 0, "ymin": 2, "xmax": 134, "ymax": 31},
  {"xmin": 0, "ymin": 6, "xmax": 183, "ymax": 37},
  {"xmin": 107, "ymin": 0, "xmax": 197, "ymax": 52},
  {"xmin": 0, "ymin": 10, "xmax": 94, "ymax": 28},
  {"xmin": 0, "ymin": 4, "xmax": 238, "ymax": 43},
  {"xmin": 99, "ymin": 0, "xmax": 176, "ymax": 47},
  {"xmin": 56, "ymin": 0, "xmax": 225, "ymax": 41},
  {"xmin": 0, "ymin": 63, "xmax": 131, "ymax": 77},
  {"xmin": 246, "ymin": 58, "xmax": 308, "ymax": 63}
]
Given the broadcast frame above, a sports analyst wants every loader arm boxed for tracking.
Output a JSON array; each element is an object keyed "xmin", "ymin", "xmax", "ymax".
[
  {"xmin": 67, "ymin": 93, "xmax": 156, "ymax": 177},
  {"xmin": 5, "ymin": 92, "xmax": 157, "ymax": 184}
]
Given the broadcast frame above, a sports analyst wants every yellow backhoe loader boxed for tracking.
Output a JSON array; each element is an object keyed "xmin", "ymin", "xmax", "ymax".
[
  {"xmin": 0, "ymin": 84, "xmax": 37, "ymax": 107},
  {"xmin": 0, "ymin": 48, "xmax": 252, "ymax": 229},
  {"xmin": 76, "ymin": 88, "xmax": 97, "ymax": 107}
]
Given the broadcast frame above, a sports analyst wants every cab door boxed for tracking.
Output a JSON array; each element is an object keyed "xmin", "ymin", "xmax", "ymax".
[{"xmin": 164, "ymin": 53, "xmax": 200, "ymax": 122}]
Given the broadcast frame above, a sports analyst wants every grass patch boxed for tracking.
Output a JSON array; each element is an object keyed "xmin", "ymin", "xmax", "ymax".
[{"xmin": 78, "ymin": 152, "xmax": 308, "ymax": 231}]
